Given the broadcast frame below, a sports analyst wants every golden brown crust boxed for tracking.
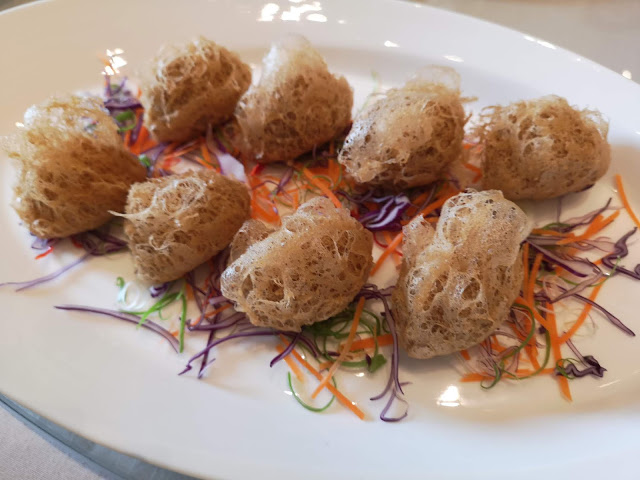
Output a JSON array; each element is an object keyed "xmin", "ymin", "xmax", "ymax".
[
  {"xmin": 221, "ymin": 197, "xmax": 373, "ymax": 331},
  {"xmin": 478, "ymin": 95, "xmax": 610, "ymax": 200},
  {"xmin": 228, "ymin": 219, "xmax": 276, "ymax": 264},
  {"xmin": 338, "ymin": 67, "xmax": 466, "ymax": 189},
  {"xmin": 229, "ymin": 35, "xmax": 353, "ymax": 164},
  {"xmin": 4, "ymin": 95, "xmax": 147, "ymax": 239},
  {"xmin": 392, "ymin": 189, "xmax": 530, "ymax": 359},
  {"xmin": 123, "ymin": 170, "xmax": 250, "ymax": 284},
  {"xmin": 140, "ymin": 36, "xmax": 252, "ymax": 143}
]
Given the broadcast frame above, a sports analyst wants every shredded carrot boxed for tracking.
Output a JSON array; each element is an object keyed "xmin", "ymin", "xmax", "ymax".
[
  {"xmin": 527, "ymin": 253, "xmax": 543, "ymax": 305},
  {"xmin": 382, "ymin": 231, "xmax": 402, "ymax": 265},
  {"xmin": 409, "ymin": 191, "xmax": 432, "ymax": 212},
  {"xmin": 164, "ymin": 142, "xmax": 179, "ymax": 155},
  {"xmin": 508, "ymin": 313, "xmax": 540, "ymax": 369},
  {"xmin": 546, "ymin": 303, "xmax": 572, "ymax": 401},
  {"xmin": 515, "ymin": 296, "xmax": 552, "ymax": 331},
  {"xmin": 136, "ymin": 125, "xmax": 149, "ymax": 149},
  {"xmin": 291, "ymin": 189, "xmax": 300, "ymax": 210},
  {"xmin": 312, "ymin": 297, "xmax": 365, "ymax": 398},
  {"xmin": 490, "ymin": 338, "xmax": 509, "ymax": 353},
  {"xmin": 317, "ymin": 361, "xmax": 333, "ymax": 371},
  {"xmin": 460, "ymin": 349, "xmax": 471, "ymax": 361},
  {"xmin": 616, "ymin": 174, "xmax": 640, "ymax": 229},
  {"xmin": 160, "ymin": 156, "xmax": 180, "ymax": 171},
  {"xmin": 348, "ymin": 333, "xmax": 394, "ymax": 351},
  {"xmin": 169, "ymin": 141, "xmax": 200, "ymax": 159},
  {"xmin": 522, "ymin": 243, "xmax": 530, "ymax": 293},
  {"xmin": 557, "ymin": 282, "xmax": 604, "ymax": 344},
  {"xmin": 370, "ymin": 232, "xmax": 403, "ymax": 276},
  {"xmin": 556, "ymin": 211, "xmax": 620, "ymax": 245},
  {"xmin": 138, "ymin": 138, "xmax": 158, "ymax": 154},
  {"xmin": 191, "ymin": 303, "xmax": 233, "ymax": 327},
  {"xmin": 462, "ymin": 163, "xmax": 482, "ymax": 175},
  {"xmin": 416, "ymin": 191, "xmax": 452, "ymax": 218},
  {"xmin": 286, "ymin": 344, "xmax": 365, "ymax": 420},
  {"xmin": 251, "ymin": 197, "xmax": 279, "ymax": 223},
  {"xmin": 276, "ymin": 345, "xmax": 305, "ymax": 382},
  {"xmin": 460, "ymin": 373, "xmax": 488, "ymax": 382},
  {"xmin": 302, "ymin": 168, "xmax": 342, "ymax": 208},
  {"xmin": 200, "ymin": 142, "xmax": 214, "ymax": 166},
  {"xmin": 516, "ymin": 368, "xmax": 555, "ymax": 376},
  {"xmin": 128, "ymin": 116, "xmax": 147, "ymax": 155},
  {"xmin": 462, "ymin": 367, "xmax": 557, "ymax": 382},
  {"xmin": 34, "ymin": 246, "xmax": 54, "ymax": 260},
  {"xmin": 170, "ymin": 330, "xmax": 179, "ymax": 338},
  {"xmin": 250, "ymin": 164, "xmax": 265, "ymax": 176},
  {"xmin": 525, "ymin": 344, "xmax": 541, "ymax": 370}
]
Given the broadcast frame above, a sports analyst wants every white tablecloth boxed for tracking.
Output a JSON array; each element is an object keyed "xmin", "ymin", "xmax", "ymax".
[{"xmin": 1, "ymin": 0, "xmax": 638, "ymax": 478}]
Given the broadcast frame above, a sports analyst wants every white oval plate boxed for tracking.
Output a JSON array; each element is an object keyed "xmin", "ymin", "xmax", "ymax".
[{"xmin": 1, "ymin": 1, "xmax": 640, "ymax": 479}]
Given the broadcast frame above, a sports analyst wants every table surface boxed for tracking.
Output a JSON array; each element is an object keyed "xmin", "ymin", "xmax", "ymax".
[{"xmin": 1, "ymin": 0, "xmax": 639, "ymax": 479}]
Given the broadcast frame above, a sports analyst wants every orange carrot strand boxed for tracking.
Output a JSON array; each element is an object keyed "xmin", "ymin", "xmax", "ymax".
[
  {"xmin": 348, "ymin": 334, "xmax": 394, "ymax": 352},
  {"xmin": 547, "ymin": 303, "xmax": 572, "ymax": 401},
  {"xmin": 616, "ymin": 174, "xmax": 640, "ymax": 229},
  {"xmin": 311, "ymin": 297, "xmax": 365, "ymax": 398},
  {"xmin": 302, "ymin": 168, "xmax": 342, "ymax": 208},
  {"xmin": 557, "ymin": 283, "xmax": 604, "ymax": 344},
  {"xmin": 382, "ymin": 231, "xmax": 402, "ymax": 265},
  {"xmin": 276, "ymin": 345, "xmax": 305, "ymax": 382},
  {"xmin": 287, "ymin": 347, "xmax": 365, "ymax": 420},
  {"xmin": 527, "ymin": 253, "xmax": 543, "ymax": 305},
  {"xmin": 34, "ymin": 246, "xmax": 54, "ymax": 260},
  {"xmin": 370, "ymin": 232, "xmax": 403, "ymax": 276}
]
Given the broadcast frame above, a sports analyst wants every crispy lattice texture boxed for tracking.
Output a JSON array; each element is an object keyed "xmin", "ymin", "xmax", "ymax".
[
  {"xmin": 2, "ymin": 95, "xmax": 147, "ymax": 239},
  {"xmin": 478, "ymin": 95, "xmax": 610, "ymax": 200},
  {"xmin": 338, "ymin": 67, "xmax": 466, "ymax": 189},
  {"xmin": 228, "ymin": 35, "xmax": 353, "ymax": 164},
  {"xmin": 228, "ymin": 219, "xmax": 276, "ymax": 264},
  {"xmin": 140, "ymin": 36, "xmax": 252, "ymax": 143},
  {"xmin": 221, "ymin": 197, "xmax": 373, "ymax": 331},
  {"xmin": 123, "ymin": 170, "xmax": 250, "ymax": 284},
  {"xmin": 392, "ymin": 189, "xmax": 530, "ymax": 359}
]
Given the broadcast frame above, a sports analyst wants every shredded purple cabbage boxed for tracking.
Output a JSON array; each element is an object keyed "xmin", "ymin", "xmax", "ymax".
[
  {"xmin": 270, "ymin": 332, "xmax": 301, "ymax": 367},
  {"xmin": 104, "ymin": 97, "xmax": 142, "ymax": 111},
  {"xmin": 339, "ymin": 191, "xmax": 412, "ymax": 232},
  {"xmin": 187, "ymin": 311, "xmax": 246, "ymax": 332},
  {"xmin": 180, "ymin": 329, "xmax": 285, "ymax": 376},
  {"xmin": 150, "ymin": 282, "xmax": 171, "ymax": 298},
  {"xmin": 55, "ymin": 304, "xmax": 179, "ymax": 352},
  {"xmin": 559, "ymin": 198, "xmax": 613, "ymax": 233},
  {"xmin": 2, "ymin": 226, "xmax": 127, "ymax": 292},
  {"xmin": 538, "ymin": 289, "xmax": 635, "ymax": 337},
  {"xmin": 0, "ymin": 254, "xmax": 90, "ymax": 292},
  {"xmin": 602, "ymin": 228, "xmax": 640, "ymax": 280},
  {"xmin": 359, "ymin": 194, "xmax": 411, "ymax": 231},
  {"xmin": 527, "ymin": 241, "xmax": 599, "ymax": 278},
  {"xmin": 549, "ymin": 273, "xmax": 604, "ymax": 303},
  {"xmin": 72, "ymin": 229, "xmax": 127, "ymax": 256},
  {"xmin": 558, "ymin": 339, "xmax": 607, "ymax": 378},
  {"xmin": 31, "ymin": 236, "xmax": 59, "ymax": 250},
  {"xmin": 357, "ymin": 284, "xmax": 409, "ymax": 422}
]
